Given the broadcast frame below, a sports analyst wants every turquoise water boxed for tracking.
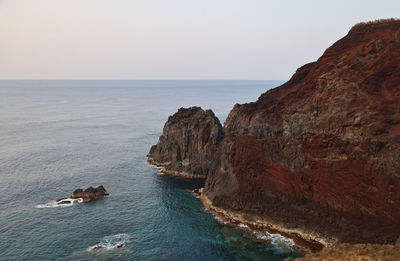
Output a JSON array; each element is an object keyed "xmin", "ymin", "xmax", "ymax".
[{"xmin": 0, "ymin": 80, "xmax": 304, "ymax": 260}]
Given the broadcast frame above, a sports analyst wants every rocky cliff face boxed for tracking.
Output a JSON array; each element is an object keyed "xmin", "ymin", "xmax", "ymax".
[
  {"xmin": 149, "ymin": 20, "xmax": 400, "ymax": 247},
  {"xmin": 204, "ymin": 19, "xmax": 400, "ymax": 246},
  {"xmin": 148, "ymin": 107, "xmax": 224, "ymax": 178}
]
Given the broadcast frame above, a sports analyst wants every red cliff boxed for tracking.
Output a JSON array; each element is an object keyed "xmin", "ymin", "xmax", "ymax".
[{"xmin": 150, "ymin": 19, "xmax": 400, "ymax": 248}]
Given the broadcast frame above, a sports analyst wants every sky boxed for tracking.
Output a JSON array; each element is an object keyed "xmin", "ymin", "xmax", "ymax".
[{"xmin": 0, "ymin": 0, "xmax": 399, "ymax": 80}]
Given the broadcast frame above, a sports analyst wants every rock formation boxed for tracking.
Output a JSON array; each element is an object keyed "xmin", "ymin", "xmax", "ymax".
[
  {"xmin": 149, "ymin": 19, "xmax": 400, "ymax": 249},
  {"xmin": 203, "ymin": 19, "xmax": 400, "ymax": 247},
  {"xmin": 148, "ymin": 107, "xmax": 224, "ymax": 178},
  {"xmin": 70, "ymin": 185, "xmax": 109, "ymax": 201},
  {"xmin": 286, "ymin": 237, "xmax": 400, "ymax": 261}
]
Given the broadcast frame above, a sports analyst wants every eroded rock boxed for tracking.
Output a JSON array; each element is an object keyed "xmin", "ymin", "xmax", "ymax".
[
  {"xmin": 148, "ymin": 107, "xmax": 224, "ymax": 178},
  {"xmin": 71, "ymin": 185, "xmax": 109, "ymax": 201}
]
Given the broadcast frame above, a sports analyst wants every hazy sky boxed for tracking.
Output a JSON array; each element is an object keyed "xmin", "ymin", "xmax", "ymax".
[{"xmin": 1, "ymin": 0, "xmax": 399, "ymax": 80}]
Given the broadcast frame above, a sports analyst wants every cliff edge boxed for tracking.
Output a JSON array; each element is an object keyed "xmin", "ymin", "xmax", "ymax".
[
  {"xmin": 149, "ymin": 19, "xmax": 400, "ymax": 249},
  {"xmin": 203, "ymin": 19, "xmax": 400, "ymax": 247}
]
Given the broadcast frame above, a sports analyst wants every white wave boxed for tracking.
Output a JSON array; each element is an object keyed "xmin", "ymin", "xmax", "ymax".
[
  {"xmin": 152, "ymin": 165, "xmax": 164, "ymax": 170},
  {"xmin": 211, "ymin": 213, "xmax": 228, "ymax": 225},
  {"xmin": 252, "ymin": 231, "xmax": 296, "ymax": 248},
  {"xmin": 35, "ymin": 197, "xmax": 83, "ymax": 208},
  {"xmin": 238, "ymin": 223, "xmax": 249, "ymax": 229},
  {"xmin": 87, "ymin": 233, "xmax": 130, "ymax": 252}
]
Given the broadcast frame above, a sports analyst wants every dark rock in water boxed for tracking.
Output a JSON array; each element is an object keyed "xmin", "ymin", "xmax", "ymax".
[
  {"xmin": 84, "ymin": 186, "xmax": 96, "ymax": 195},
  {"xmin": 71, "ymin": 185, "xmax": 109, "ymax": 201},
  {"xmin": 94, "ymin": 185, "xmax": 107, "ymax": 196},
  {"xmin": 147, "ymin": 106, "xmax": 224, "ymax": 178},
  {"xmin": 72, "ymin": 188, "xmax": 83, "ymax": 196},
  {"xmin": 56, "ymin": 199, "xmax": 72, "ymax": 205},
  {"xmin": 193, "ymin": 188, "xmax": 202, "ymax": 197}
]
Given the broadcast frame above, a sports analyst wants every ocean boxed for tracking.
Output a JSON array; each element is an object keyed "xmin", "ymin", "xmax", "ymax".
[{"xmin": 0, "ymin": 80, "xmax": 304, "ymax": 260}]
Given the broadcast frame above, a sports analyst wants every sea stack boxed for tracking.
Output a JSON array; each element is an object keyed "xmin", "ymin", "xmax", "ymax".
[
  {"xmin": 148, "ymin": 107, "xmax": 224, "ymax": 178},
  {"xmin": 149, "ymin": 19, "xmax": 400, "ymax": 250},
  {"xmin": 71, "ymin": 185, "xmax": 109, "ymax": 201}
]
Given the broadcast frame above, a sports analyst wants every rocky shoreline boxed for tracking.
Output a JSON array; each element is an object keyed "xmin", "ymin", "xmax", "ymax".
[
  {"xmin": 195, "ymin": 188, "xmax": 325, "ymax": 253},
  {"xmin": 147, "ymin": 156, "xmax": 207, "ymax": 179},
  {"xmin": 146, "ymin": 156, "xmax": 170, "ymax": 168},
  {"xmin": 147, "ymin": 156, "xmax": 206, "ymax": 179},
  {"xmin": 288, "ymin": 238, "xmax": 400, "ymax": 261}
]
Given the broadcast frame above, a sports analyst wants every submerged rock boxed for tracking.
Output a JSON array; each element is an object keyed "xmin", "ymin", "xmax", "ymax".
[
  {"xmin": 71, "ymin": 185, "xmax": 109, "ymax": 201},
  {"xmin": 56, "ymin": 199, "xmax": 72, "ymax": 205}
]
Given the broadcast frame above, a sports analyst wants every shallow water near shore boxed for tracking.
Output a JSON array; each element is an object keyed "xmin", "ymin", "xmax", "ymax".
[{"xmin": 0, "ymin": 80, "xmax": 304, "ymax": 260}]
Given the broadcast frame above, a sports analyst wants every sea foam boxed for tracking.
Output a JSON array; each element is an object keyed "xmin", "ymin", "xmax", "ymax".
[
  {"xmin": 252, "ymin": 231, "xmax": 296, "ymax": 249},
  {"xmin": 35, "ymin": 198, "xmax": 83, "ymax": 208},
  {"xmin": 87, "ymin": 233, "xmax": 130, "ymax": 252},
  {"xmin": 238, "ymin": 223, "xmax": 249, "ymax": 229}
]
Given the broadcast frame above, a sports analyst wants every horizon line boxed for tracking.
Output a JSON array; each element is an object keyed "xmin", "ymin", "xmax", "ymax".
[{"xmin": 0, "ymin": 79, "xmax": 286, "ymax": 82}]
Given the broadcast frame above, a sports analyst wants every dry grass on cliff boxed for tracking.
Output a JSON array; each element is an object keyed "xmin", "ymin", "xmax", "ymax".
[{"xmin": 350, "ymin": 18, "xmax": 400, "ymax": 33}]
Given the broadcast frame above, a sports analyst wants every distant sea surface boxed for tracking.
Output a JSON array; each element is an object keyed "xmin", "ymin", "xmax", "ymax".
[{"xmin": 0, "ymin": 80, "xmax": 304, "ymax": 260}]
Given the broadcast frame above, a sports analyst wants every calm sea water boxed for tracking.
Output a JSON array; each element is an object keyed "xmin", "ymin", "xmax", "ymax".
[{"xmin": 0, "ymin": 80, "xmax": 304, "ymax": 261}]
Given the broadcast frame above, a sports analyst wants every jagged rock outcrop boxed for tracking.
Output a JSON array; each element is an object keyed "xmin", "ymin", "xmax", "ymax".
[
  {"xmin": 70, "ymin": 185, "xmax": 109, "ymax": 201},
  {"xmin": 148, "ymin": 107, "xmax": 224, "ymax": 178},
  {"xmin": 149, "ymin": 19, "xmax": 400, "ymax": 249}
]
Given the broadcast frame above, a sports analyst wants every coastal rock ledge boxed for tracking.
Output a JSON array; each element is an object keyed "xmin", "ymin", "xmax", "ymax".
[
  {"xmin": 286, "ymin": 237, "xmax": 400, "ymax": 261},
  {"xmin": 149, "ymin": 19, "xmax": 400, "ymax": 253}
]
